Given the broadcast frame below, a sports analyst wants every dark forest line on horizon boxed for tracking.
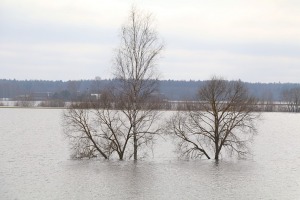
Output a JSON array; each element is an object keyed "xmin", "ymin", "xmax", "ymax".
[
  {"xmin": 1, "ymin": 78, "xmax": 300, "ymax": 101},
  {"xmin": 1, "ymin": 78, "xmax": 299, "ymax": 84}
]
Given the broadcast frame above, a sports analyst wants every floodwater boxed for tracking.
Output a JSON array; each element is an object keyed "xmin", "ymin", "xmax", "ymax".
[{"xmin": 0, "ymin": 108, "xmax": 300, "ymax": 200}]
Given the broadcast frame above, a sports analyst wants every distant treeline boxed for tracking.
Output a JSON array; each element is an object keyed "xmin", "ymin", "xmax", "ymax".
[{"xmin": 0, "ymin": 79, "xmax": 300, "ymax": 101}]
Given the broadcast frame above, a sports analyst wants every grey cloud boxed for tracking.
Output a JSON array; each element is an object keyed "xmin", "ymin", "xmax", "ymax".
[
  {"xmin": 0, "ymin": 17, "xmax": 118, "ymax": 45},
  {"xmin": 165, "ymin": 34, "xmax": 300, "ymax": 58}
]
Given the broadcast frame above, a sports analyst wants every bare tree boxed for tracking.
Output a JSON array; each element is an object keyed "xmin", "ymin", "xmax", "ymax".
[
  {"xmin": 63, "ymin": 102, "xmax": 111, "ymax": 159},
  {"xmin": 167, "ymin": 77, "xmax": 260, "ymax": 160},
  {"xmin": 260, "ymin": 90, "xmax": 274, "ymax": 112},
  {"xmin": 15, "ymin": 94, "xmax": 34, "ymax": 107},
  {"xmin": 281, "ymin": 87, "xmax": 300, "ymax": 112},
  {"xmin": 63, "ymin": 90, "xmax": 133, "ymax": 160},
  {"xmin": 113, "ymin": 7, "xmax": 164, "ymax": 160},
  {"xmin": 63, "ymin": 85, "xmax": 163, "ymax": 160},
  {"xmin": 62, "ymin": 7, "xmax": 163, "ymax": 160}
]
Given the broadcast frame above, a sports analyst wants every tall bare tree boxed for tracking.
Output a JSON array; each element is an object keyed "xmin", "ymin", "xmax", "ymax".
[
  {"xmin": 167, "ymin": 77, "xmax": 260, "ymax": 160},
  {"xmin": 113, "ymin": 7, "xmax": 164, "ymax": 160}
]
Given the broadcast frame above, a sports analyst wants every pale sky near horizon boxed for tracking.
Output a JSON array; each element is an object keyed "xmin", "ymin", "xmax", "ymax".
[{"xmin": 1, "ymin": 0, "xmax": 300, "ymax": 83}]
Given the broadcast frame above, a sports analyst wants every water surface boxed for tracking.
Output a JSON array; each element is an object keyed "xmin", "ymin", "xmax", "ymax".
[{"xmin": 0, "ymin": 109, "xmax": 299, "ymax": 199}]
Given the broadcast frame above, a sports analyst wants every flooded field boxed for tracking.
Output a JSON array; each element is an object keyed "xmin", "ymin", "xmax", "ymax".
[{"xmin": 0, "ymin": 108, "xmax": 300, "ymax": 199}]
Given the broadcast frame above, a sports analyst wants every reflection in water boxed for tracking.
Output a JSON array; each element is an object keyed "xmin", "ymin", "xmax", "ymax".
[{"xmin": 0, "ymin": 109, "xmax": 300, "ymax": 199}]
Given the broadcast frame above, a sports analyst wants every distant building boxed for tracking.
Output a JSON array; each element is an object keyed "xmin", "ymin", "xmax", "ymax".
[{"xmin": 91, "ymin": 93, "xmax": 101, "ymax": 100}]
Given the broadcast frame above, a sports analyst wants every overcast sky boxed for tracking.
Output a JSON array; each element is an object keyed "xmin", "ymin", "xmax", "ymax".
[{"xmin": 1, "ymin": 0, "xmax": 300, "ymax": 82}]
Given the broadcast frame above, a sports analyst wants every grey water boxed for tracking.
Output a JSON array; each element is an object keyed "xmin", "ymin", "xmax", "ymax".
[{"xmin": 0, "ymin": 108, "xmax": 300, "ymax": 200}]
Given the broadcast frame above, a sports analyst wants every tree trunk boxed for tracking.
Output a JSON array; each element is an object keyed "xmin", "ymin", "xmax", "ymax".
[
  {"xmin": 133, "ymin": 134, "xmax": 137, "ymax": 160},
  {"xmin": 133, "ymin": 124, "xmax": 138, "ymax": 160},
  {"xmin": 119, "ymin": 152, "xmax": 124, "ymax": 160},
  {"xmin": 214, "ymin": 153, "xmax": 219, "ymax": 160},
  {"xmin": 214, "ymin": 146, "xmax": 221, "ymax": 160},
  {"xmin": 215, "ymin": 140, "xmax": 219, "ymax": 160}
]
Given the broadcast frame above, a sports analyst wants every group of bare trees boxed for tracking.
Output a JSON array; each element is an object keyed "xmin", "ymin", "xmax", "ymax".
[
  {"xmin": 62, "ymin": 7, "xmax": 260, "ymax": 161},
  {"xmin": 63, "ymin": 8, "xmax": 163, "ymax": 160},
  {"xmin": 256, "ymin": 87, "xmax": 300, "ymax": 112},
  {"xmin": 281, "ymin": 87, "xmax": 300, "ymax": 112}
]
